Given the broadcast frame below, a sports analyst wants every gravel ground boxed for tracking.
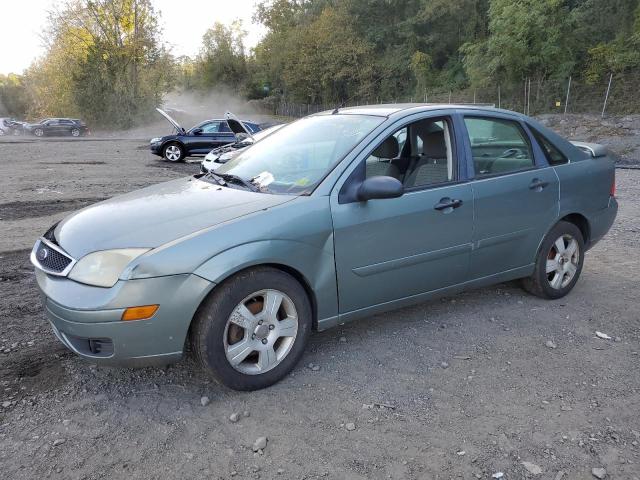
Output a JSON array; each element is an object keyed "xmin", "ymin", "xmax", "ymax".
[{"xmin": 0, "ymin": 129, "xmax": 639, "ymax": 480}]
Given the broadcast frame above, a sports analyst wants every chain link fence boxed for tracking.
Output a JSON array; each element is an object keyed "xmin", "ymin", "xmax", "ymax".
[{"xmin": 251, "ymin": 72, "xmax": 640, "ymax": 119}]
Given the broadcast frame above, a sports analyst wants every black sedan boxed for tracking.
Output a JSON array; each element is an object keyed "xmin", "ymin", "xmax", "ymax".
[
  {"xmin": 150, "ymin": 109, "xmax": 261, "ymax": 162},
  {"xmin": 24, "ymin": 118, "xmax": 89, "ymax": 137}
]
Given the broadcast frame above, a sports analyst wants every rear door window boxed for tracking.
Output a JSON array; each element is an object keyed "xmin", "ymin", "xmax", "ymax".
[
  {"xmin": 530, "ymin": 128, "xmax": 568, "ymax": 165},
  {"xmin": 464, "ymin": 117, "xmax": 534, "ymax": 176}
]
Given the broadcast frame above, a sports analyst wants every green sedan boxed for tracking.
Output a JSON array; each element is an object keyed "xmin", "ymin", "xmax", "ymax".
[{"xmin": 31, "ymin": 104, "xmax": 618, "ymax": 390}]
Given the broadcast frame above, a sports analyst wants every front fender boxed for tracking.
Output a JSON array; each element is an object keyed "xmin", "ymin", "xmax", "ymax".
[{"xmin": 193, "ymin": 239, "xmax": 339, "ymax": 327}]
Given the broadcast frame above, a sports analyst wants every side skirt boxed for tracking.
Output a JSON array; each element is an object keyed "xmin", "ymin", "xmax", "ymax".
[{"xmin": 316, "ymin": 264, "xmax": 534, "ymax": 331}]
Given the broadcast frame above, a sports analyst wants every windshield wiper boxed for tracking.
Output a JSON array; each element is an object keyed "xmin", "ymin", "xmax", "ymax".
[{"xmin": 209, "ymin": 172, "xmax": 260, "ymax": 192}]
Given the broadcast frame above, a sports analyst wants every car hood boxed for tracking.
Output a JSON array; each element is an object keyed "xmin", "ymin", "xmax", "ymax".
[
  {"xmin": 156, "ymin": 108, "xmax": 186, "ymax": 134},
  {"xmin": 54, "ymin": 177, "xmax": 294, "ymax": 259}
]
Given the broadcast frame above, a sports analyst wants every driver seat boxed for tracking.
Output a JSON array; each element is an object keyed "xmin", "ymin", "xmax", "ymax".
[{"xmin": 366, "ymin": 136, "xmax": 401, "ymax": 180}]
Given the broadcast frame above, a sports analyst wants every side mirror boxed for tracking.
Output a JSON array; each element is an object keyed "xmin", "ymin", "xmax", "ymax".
[
  {"xmin": 192, "ymin": 127, "xmax": 203, "ymax": 135},
  {"xmin": 357, "ymin": 176, "xmax": 404, "ymax": 201}
]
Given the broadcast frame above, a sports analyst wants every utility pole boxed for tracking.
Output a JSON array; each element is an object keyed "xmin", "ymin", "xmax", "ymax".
[{"xmin": 601, "ymin": 73, "xmax": 613, "ymax": 118}]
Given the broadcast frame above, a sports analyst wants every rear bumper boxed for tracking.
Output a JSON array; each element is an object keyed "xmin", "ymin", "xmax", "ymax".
[
  {"xmin": 587, "ymin": 196, "xmax": 618, "ymax": 249},
  {"xmin": 35, "ymin": 269, "xmax": 214, "ymax": 367}
]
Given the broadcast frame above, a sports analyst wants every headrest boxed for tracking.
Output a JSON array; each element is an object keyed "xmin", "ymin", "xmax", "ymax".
[
  {"xmin": 372, "ymin": 135, "xmax": 399, "ymax": 159},
  {"xmin": 421, "ymin": 130, "xmax": 447, "ymax": 158}
]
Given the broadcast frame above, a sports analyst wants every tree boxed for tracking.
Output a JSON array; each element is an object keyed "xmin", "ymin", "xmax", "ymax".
[
  {"xmin": 25, "ymin": 0, "xmax": 174, "ymax": 127},
  {"xmin": 462, "ymin": 0, "xmax": 575, "ymax": 85},
  {"xmin": 193, "ymin": 21, "xmax": 248, "ymax": 91}
]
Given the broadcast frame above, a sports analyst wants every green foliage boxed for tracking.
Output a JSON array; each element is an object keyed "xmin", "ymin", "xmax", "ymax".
[
  {"xmin": 0, "ymin": 74, "xmax": 30, "ymax": 117},
  {"xmin": 6, "ymin": 0, "xmax": 640, "ymax": 123},
  {"xmin": 462, "ymin": 0, "xmax": 575, "ymax": 85},
  {"xmin": 20, "ymin": 0, "xmax": 174, "ymax": 127},
  {"xmin": 194, "ymin": 21, "xmax": 248, "ymax": 90}
]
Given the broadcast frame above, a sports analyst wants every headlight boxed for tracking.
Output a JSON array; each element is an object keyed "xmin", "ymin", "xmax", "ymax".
[
  {"xmin": 150, "ymin": 137, "xmax": 161, "ymax": 144},
  {"xmin": 68, "ymin": 248, "xmax": 150, "ymax": 288}
]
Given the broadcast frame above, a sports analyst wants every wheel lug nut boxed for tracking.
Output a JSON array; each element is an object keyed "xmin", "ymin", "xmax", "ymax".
[
  {"xmin": 258, "ymin": 320, "xmax": 263, "ymax": 325},
  {"xmin": 269, "ymin": 324, "xmax": 274, "ymax": 330},
  {"xmin": 261, "ymin": 338, "xmax": 268, "ymax": 344}
]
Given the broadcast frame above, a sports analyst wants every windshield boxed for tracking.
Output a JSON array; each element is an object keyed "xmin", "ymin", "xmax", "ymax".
[{"xmin": 215, "ymin": 114, "xmax": 384, "ymax": 194}]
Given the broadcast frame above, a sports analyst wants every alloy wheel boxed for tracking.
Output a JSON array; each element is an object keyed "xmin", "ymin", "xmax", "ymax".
[
  {"xmin": 223, "ymin": 289, "xmax": 299, "ymax": 375},
  {"xmin": 165, "ymin": 145, "xmax": 181, "ymax": 161},
  {"xmin": 546, "ymin": 234, "xmax": 580, "ymax": 289},
  {"xmin": 71, "ymin": 128, "xmax": 80, "ymax": 137},
  {"xmin": 34, "ymin": 129, "xmax": 43, "ymax": 137}
]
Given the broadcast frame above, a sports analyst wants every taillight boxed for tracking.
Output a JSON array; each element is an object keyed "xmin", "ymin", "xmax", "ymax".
[{"xmin": 610, "ymin": 175, "xmax": 616, "ymax": 197}]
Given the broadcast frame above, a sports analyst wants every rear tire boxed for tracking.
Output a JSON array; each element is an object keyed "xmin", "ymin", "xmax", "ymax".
[
  {"xmin": 71, "ymin": 128, "xmax": 80, "ymax": 137},
  {"xmin": 191, "ymin": 267, "xmax": 312, "ymax": 391},
  {"xmin": 163, "ymin": 142, "xmax": 184, "ymax": 162},
  {"xmin": 522, "ymin": 221, "xmax": 584, "ymax": 299}
]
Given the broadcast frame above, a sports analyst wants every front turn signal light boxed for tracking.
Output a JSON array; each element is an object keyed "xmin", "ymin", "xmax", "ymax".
[{"xmin": 121, "ymin": 305, "xmax": 159, "ymax": 321}]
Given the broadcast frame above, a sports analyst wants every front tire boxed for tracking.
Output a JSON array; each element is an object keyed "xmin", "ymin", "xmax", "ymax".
[
  {"xmin": 163, "ymin": 142, "xmax": 184, "ymax": 162},
  {"xmin": 34, "ymin": 128, "xmax": 44, "ymax": 137},
  {"xmin": 522, "ymin": 221, "xmax": 584, "ymax": 299},
  {"xmin": 71, "ymin": 128, "xmax": 80, "ymax": 137},
  {"xmin": 191, "ymin": 267, "xmax": 312, "ymax": 391}
]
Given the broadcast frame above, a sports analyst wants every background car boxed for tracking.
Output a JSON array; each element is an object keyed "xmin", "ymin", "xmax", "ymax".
[
  {"xmin": 0, "ymin": 118, "xmax": 25, "ymax": 136},
  {"xmin": 150, "ymin": 108, "xmax": 261, "ymax": 162},
  {"xmin": 200, "ymin": 123, "xmax": 285, "ymax": 173},
  {"xmin": 24, "ymin": 118, "xmax": 89, "ymax": 137}
]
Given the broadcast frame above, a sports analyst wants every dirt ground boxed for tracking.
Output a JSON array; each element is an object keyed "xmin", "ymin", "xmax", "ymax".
[{"xmin": 0, "ymin": 122, "xmax": 639, "ymax": 480}]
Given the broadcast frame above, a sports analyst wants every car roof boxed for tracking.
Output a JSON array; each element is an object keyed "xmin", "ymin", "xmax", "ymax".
[{"xmin": 318, "ymin": 103, "xmax": 524, "ymax": 119}]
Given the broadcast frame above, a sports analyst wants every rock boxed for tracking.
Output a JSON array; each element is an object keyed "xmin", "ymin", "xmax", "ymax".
[
  {"xmin": 229, "ymin": 412, "xmax": 240, "ymax": 423},
  {"xmin": 243, "ymin": 410, "xmax": 250, "ymax": 418},
  {"xmin": 522, "ymin": 461, "xmax": 543, "ymax": 475},
  {"xmin": 339, "ymin": 336, "xmax": 347, "ymax": 342},
  {"xmin": 1, "ymin": 401, "xmax": 11, "ymax": 408},
  {"xmin": 52, "ymin": 438, "xmax": 66, "ymax": 446},
  {"xmin": 441, "ymin": 361, "xmax": 449, "ymax": 369},
  {"xmin": 492, "ymin": 473, "xmax": 504, "ymax": 479},
  {"xmin": 200, "ymin": 396, "xmax": 210, "ymax": 407},
  {"xmin": 545, "ymin": 340, "xmax": 557, "ymax": 349},
  {"xmin": 595, "ymin": 331, "xmax": 612, "ymax": 340},
  {"xmin": 252, "ymin": 436, "xmax": 267, "ymax": 452},
  {"xmin": 456, "ymin": 450, "xmax": 466, "ymax": 456},
  {"xmin": 277, "ymin": 469, "xmax": 284, "ymax": 474},
  {"xmin": 592, "ymin": 467, "xmax": 607, "ymax": 479},
  {"xmin": 345, "ymin": 422, "xmax": 356, "ymax": 431},
  {"xmin": 554, "ymin": 471, "xmax": 566, "ymax": 480},
  {"xmin": 307, "ymin": 363, "xmax": 320, "ymax": 371},
  {"xmin": 62, "ymin": 419, "xmax": 71, "ymax": 426}
]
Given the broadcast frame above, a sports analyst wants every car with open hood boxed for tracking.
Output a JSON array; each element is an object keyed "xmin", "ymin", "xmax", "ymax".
[
  {"xmin": 149, "ymin": 109, "xmax": 261, "ymax": 162},
  {"xmin": 32, "ymin": 104, "xmax": 617, "ymax": 391},
  {"xmin": 201, "ymin": 123, "xmax": 285, "ymax": 173}
]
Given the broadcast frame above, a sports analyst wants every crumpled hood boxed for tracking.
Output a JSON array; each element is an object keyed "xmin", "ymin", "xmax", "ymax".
[{"xmin": 54, "ymin": 177, "xmax": 293, "ymax": 259}]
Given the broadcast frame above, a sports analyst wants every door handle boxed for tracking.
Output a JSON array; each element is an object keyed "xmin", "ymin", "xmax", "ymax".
[
  {"xmin": 434, "ymin": 198, "xmax": 463, "ymax": 211},
  {"xmin": 529, "ymin": 179, "xmax": 548, "ymax": 191}
]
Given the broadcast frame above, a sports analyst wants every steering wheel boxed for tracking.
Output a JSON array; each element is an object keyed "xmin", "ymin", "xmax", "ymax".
[{"xmin": 499, "ymin": 148, "xmax": 526, "ymax": 159}]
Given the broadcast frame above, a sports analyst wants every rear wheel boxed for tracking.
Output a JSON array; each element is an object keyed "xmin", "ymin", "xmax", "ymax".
[
  {"xmin": 522, "ymin": 221, "xmax": 584, "ymax": 299},
  {"xmin": 191, "ymin": 267, "xmax": 312, "ymax": 391},
  {"xmin": 71, "ymin": 128, "xmax": 80, "ymax": 137},
  {"xmin": 163, "ymin": 142, "xmax": 184, "ymax": 162}
]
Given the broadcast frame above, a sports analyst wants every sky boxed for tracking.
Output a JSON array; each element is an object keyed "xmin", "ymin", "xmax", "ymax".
[{"xmin": 0, "ymin": 0, "xmax": 266, "ymax": 75}]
